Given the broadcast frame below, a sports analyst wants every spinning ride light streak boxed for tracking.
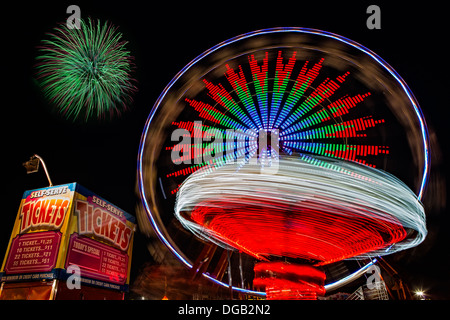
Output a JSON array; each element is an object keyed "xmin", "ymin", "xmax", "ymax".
[
  {"xmin": 137, "ymin": 28, "xmax": 430, "ymax": 299},
  {"xmin": 174, "ymin": 156, "xmax": 426, "ymax": 299}
]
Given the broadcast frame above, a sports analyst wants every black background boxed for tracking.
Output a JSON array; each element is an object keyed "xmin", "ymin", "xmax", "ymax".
[{"xmin": 1, "ymin": 0, "xmax": 448, "ymax": 301}]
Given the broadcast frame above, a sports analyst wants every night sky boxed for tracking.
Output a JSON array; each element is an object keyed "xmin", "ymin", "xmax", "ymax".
[{"xmin": 2, "ymin": 1, "xmax": 449, "ymax": 299}]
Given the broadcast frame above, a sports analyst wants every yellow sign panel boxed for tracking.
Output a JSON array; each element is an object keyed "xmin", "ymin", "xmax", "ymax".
[{"xmin": 1, "ymin": 183, "xmax": 136, "ymax": 293}]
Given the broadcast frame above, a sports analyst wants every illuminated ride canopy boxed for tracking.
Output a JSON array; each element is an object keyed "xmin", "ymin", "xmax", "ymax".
[
  {"xmin": 175, "ymin": 156, "xmax": 426, "ymax": 299},
  {"xmin": 138, "ymin": 28, "xmax": 429, "ymax": 299}
]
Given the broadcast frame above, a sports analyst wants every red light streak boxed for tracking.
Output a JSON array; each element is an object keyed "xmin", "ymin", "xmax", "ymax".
[{"xmin": 190, "ymin": 197, "xmax": 407, "ymax": 266}]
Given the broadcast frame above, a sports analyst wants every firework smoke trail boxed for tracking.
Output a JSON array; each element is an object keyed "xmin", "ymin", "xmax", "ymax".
[{"xmin": 35, "ymin": 18, "xmax": 137, "ymax": 122}]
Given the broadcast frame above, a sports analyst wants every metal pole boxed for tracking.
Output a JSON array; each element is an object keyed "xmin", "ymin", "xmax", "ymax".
[
  {"xmin": 227, "ymin": 250, "xmax": 233, "ymax": 300},
  {"xmin": 34, "ymin": 154, "xmax": 53, "ymax": 186},
  {"xmin": 239, "ymin": 251, "xmax": 245, "ymax": 289}
]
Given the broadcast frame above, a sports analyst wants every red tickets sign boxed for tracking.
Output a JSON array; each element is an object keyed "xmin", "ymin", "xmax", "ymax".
[{"xmin": 4, "ymin": 231, "xmax": 61, "ymax": 275}]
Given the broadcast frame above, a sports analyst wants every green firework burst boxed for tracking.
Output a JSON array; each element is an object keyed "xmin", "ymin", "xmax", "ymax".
[{"xmin": 35, "ymin": 18, "xmax": 137, "ymax": 121}]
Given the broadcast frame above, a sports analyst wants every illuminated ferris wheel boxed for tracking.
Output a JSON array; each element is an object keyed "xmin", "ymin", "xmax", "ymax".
[{"xmin": 137, "ymin": 28, "xmax": 429, "ymax": 299}]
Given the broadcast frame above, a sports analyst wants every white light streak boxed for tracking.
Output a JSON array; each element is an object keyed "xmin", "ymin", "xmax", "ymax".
[{"xmin": 175, "ymin": 155, "xmax": 427, "ymax": 260}]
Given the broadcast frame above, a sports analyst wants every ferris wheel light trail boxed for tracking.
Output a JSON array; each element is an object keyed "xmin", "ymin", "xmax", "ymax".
[{"xmin": 175, "ymin": 156, "xmax": 426, "ymax": 265}]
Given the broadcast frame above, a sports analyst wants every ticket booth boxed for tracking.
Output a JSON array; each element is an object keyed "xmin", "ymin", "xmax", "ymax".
[{"xmin": 0, "ymin": 183, "xmax": 136, "ymax": 300}]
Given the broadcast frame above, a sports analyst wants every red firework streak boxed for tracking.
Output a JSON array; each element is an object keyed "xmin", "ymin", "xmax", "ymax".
[{"xmin": 190, "ymin": 197, "xmax": 407, "ymax": 300}]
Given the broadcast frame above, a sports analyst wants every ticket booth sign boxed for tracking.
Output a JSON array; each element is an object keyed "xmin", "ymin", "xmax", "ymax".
[{"xmin": 1, "ymin": 183, "xmax": 136, "ymax": 298}]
